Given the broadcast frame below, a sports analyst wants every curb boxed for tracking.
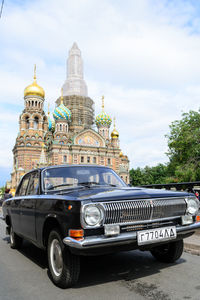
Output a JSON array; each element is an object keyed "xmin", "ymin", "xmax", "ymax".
[
  {"xmin": 184, "ymin": 244, "xmax": 200, "ymax": 256},
  {"xmin": 184, "ymin": 231, "xmax": 200, "ymax": 256}
]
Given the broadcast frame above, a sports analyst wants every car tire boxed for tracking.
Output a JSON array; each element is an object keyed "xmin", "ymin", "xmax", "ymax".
[
  {"xmin": 47, "ymin": 229, "xmax": 80, "ymax": 288},
  {"xmin": 150, "ymin": 239, "xmax": 183, "ymax": 263},
  {"xmin": 10, "ymin": 225, "xmax": 23, "ymax": 249}
]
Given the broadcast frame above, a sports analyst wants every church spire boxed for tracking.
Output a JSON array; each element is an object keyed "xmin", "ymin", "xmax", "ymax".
[
  {"xmin": 102, "ymin": 95, "xmax": 105, "ymax": 112},
  {"xmin": 62, "ymin": 42, "xmax": 88, "ymax": 97},
  {"xmin": 38, "ymin": 143, "xmax": 47, "ymax": 167},
  {"xmin": 34, "ymin": 64, "xmax": 37, "ymax": 81},
  {"xmin": 60, "ymin": 88, "xmax": 64, "ymax": 104}
]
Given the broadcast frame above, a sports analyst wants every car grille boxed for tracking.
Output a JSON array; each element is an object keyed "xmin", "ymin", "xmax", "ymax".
[{"xmin": 102, "ymin": 197, "xmax": 186, "ymax": 225}]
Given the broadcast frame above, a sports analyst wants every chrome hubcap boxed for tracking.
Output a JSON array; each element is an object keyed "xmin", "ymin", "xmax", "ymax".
[{"xmin": 50, "ymin": 239, "xmax": 63, "ymax": 277}]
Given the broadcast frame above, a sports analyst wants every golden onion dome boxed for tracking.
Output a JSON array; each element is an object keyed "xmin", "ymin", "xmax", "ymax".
[
  {"xmin": 24, "ymin": 65, "xmax": 45, "ymax": 98},
  {"xmin": 111, "ymin": 128, "xmax": 119, "ymax": 139},
  {"xmin": 111, "ymin": 117, "xmax": 119, "ymax": 139},
  {"xmin": 119, "ymin": 151, "xmax": 123, "ymax": 157}
]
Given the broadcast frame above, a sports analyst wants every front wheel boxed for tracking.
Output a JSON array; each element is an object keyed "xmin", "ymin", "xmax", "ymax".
[
  {"xmin": 150, "ymin": 239, "xmax": 184, "ymax": 263},
  {"xmin": 10, "ymin": 225, "xmax": 23, "ymax": 249},
  {"xmin": 47, "ymin": 229, "xmax": 80, "ymax": 288}
]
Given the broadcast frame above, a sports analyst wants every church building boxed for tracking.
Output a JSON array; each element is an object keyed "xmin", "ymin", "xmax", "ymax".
[{"xmin": 11, "ymin": 43, "xmax": 129, "ymax": 189}]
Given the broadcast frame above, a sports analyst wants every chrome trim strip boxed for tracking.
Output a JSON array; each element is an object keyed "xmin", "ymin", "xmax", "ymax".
[
  {"xmin": 176, "ymin": 222, "xmax": 200, "ymax": 233},
  {"xmin": 101, "ymin": 197, "xmax": 186, "ymax": 205},
  {"xmin": 63, "ymin": 222, "xmax": 200, "ymax": 249},
  {"xmin": 63, "ymin": 232, "xmax": 137, "ymax": 249}
]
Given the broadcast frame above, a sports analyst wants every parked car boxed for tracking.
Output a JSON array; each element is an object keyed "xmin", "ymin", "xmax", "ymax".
[{"xmin": 2, "ymin": 165, "xmax": 200, "ymax": 288}]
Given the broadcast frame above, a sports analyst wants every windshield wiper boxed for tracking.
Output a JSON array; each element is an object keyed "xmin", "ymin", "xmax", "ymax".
[
  {"xmin": 45, "ymin": 185, "xmax": 85, "ymax": 193},
  {"xmin": 47, "ymin": 183, "xmax": 74, "ymax": 190},
  {"xmin": 78, "ymin": 182, "xmax": 100, "ymax": 187}
]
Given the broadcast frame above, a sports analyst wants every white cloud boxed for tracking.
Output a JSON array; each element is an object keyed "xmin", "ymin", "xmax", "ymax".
[{"xmin": 1, "ymin": 0, "xmax": 200, "ymax": 184}]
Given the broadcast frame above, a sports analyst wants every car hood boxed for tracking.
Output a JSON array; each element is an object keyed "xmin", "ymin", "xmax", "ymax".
[{"xmin": 59, "ymin": 186, "xmax": 190, "ymax": 202}]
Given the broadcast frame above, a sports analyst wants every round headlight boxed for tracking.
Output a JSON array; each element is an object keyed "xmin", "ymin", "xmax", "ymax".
[
  {"xmin": 84, "ymin": 205, "xmax": 102, "ymax": 226},
  {"xmin": 186, "ymin": 197, "xmax": 199, "ymax": 215}
]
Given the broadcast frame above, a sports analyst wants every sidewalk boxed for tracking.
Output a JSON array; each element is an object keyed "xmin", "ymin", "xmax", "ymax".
[{"xmin": 184, "ymin": 229, "xmax": 200, "ymax": 256}]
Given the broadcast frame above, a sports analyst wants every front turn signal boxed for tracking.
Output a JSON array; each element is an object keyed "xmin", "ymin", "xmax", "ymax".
[
  {"xmin": 196, "ymin": 215, "xmax": 200, "ymax": 222},
  {"xmin": 69, "ymin": 229, "xmax": 84, "ymax": 239}
]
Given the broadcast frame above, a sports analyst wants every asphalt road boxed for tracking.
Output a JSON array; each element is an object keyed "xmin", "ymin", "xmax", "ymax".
[{"xmin": 0, "ymin": 212, "xmax": 200, "ymax": 300}]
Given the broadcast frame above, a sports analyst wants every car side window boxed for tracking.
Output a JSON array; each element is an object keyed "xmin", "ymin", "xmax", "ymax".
[
  {"xmin": 18, "ymin": 176, "xmax": 30, "ymax": 196},
  {"xmin": 27, "ymin": 172, "xmax": 39, "ymax": 195}
]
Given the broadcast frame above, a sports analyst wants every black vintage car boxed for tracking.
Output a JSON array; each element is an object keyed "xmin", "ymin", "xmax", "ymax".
[{"xmin": 2, "ymin": 165, "xmax": 200, "ymax": 288}]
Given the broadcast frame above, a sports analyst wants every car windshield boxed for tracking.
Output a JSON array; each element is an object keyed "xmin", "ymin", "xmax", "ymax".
[{"xmin": 42, "ymin": 166, "xmax": 126, "ymax": 192}]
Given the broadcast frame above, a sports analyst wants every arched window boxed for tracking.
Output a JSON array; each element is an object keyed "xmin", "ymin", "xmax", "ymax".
[
  {"xmin": 63, "ymin": 155, "xmax": 67, "ymax": 163},
  {"xmin": 34, "ymin": 116, "xmax": 39, "ymax": 129},
  {"xmin": 60, "ymin": 124, "xmax": 62, "ymax": 131},
  {"xmin": 25, "ymin": 116, "xmax": 29, "ymax": 129},
  {"xmin": 102, "ymin": 129, "xmax": 105, "ymax": 136}
]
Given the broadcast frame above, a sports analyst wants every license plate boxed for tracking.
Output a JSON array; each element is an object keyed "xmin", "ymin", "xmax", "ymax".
[{"xmin": 137, "ymin": 226, "xmax": 177, "ymax": 246}]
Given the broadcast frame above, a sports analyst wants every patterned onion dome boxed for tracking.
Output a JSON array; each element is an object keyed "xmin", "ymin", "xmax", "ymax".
[
  {"xmin": 48, "ymin": 115, "xmax": 55, "ymax": 132},
  {"xmin": 95, "ymin": 111, "xmax": 112, "ymax": 128},
  {"xmin": 24, "ymin": 65, "xmax": 45, "ymax": 98},
  {"xmin": 53, "ymin": 89, "xmax": 71, "ymax": 121},
  {"xmin": 53, "ymin": 103, "xmax": 71, "ymax": 120}
]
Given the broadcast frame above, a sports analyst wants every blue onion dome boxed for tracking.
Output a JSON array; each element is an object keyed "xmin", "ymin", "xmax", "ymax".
[
  {"xmin": 53, "ymin": 103, "xmax": 71, "ymax": 120},
  {"xmin": 95, "ymin": 96, "xmax": 112, "ymax": 128},
  {"xmin": 48, "ymin": 114, "xmax": 55, "ymax": 132},
  {"xmin": 53, "ymin": 90, "xmax": 71, "ymax": 121}
]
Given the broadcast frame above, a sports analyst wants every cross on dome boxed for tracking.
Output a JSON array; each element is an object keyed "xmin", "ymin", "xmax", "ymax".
[
  {"xmin": 53, "ymin": 88, "xmax": 71, "ymax": 121},
  {"xmin": 95, "ymin": 96, "xmax": 112, "ymax": 128},
  {"xmin": 24, "ymin": 65, "xmax": 45, "ymax": 98}
]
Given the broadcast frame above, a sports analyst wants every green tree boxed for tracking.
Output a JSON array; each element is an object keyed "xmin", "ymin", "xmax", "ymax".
[
  {"xmin": 0, "ymin": 186, "xmax": 5, "ymax": 199},
  {"xmin": 166, "ymin": 109, "xmax": 200, "ymax": 182},
  {"xmin": 130, "ymin": 164, "xmax": 169, "ymax": 186}
]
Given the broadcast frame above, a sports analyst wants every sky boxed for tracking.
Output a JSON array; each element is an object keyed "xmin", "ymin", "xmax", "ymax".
[{"xmin": 1, "ymin": 0, "xmax": 200, "ymax": 186}]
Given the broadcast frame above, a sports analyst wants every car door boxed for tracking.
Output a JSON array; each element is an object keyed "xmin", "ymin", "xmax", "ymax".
[
  {"xmin": 19, "ymin": 171, "xmax": 39, "ymax": 242},
  {"xmin": 10, "ymin": 175, "xmax": 30, "ymax": 235}
]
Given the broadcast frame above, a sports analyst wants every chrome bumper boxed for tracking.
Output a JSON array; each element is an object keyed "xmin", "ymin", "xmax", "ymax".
[{"xmin": 63, "ymin": 222, "xmax": 200, "ymax": 250}]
